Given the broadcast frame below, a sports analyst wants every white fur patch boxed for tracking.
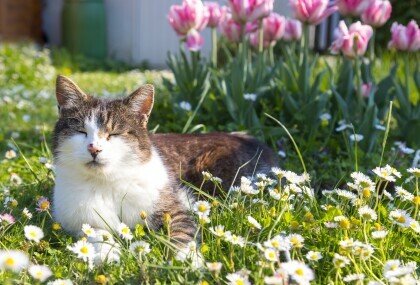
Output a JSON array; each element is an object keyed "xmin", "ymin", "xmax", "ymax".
[{"xmin": 53, "ymin": 116, "xmax": 169, "ymax": 234}]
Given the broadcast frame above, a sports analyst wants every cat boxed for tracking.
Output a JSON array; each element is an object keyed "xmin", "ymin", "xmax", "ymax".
[{"xmin": 52, "ymin": 75, "xmax": 277, "ymax": 255}]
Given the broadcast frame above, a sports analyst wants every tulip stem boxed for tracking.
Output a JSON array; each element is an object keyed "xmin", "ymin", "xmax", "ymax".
[
  {"xmin": 269, "ymin": 45, "xmax": 274, "ymax": 66},
  {"xmin": 211, "ymin": 28, "xmax": 218, "ymax": 68},
  {"xmin": 258, "ymin": 21, "xmax": 264, "ymax": 54},
  {"xmin": 369, "ymin": 29, "xmax": 376, "ymax": 61},
  {"xmin": 303, "ymin": 24, "xmax": 310, "ymax": 97},
  {"xmin": 354, "ymin": 54, "xmax": 363, "ymax": 116},
  {"xmin": 403, "ymin": 52, "xmax": 410, "ymax": 100}
]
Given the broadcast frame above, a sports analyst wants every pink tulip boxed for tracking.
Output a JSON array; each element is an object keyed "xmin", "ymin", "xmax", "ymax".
[
  {"xmin": 330, "ymin": 21, "xmax": 373, "ymax": 58},
  {"xmin": 228, "ymin": 0, "xmax": 274, "ymax": 23},
  {"xmin": 283, "ymin": 18, "xmax": 302, "ymax": 41},
  {"xmin": 219, "ymin": 13, "xmax": 259, "ymax": 43},
  {"xmin": 336, "ymin": 0, "xmax": 371, "ymax": 16},
  {"xmin": 186, "ymin": 29, "xmax": 204, "ymax": 51},
  {"xmin": 168, "ymin": 0, "xmax": 210, "ymax": 37},
  {"xmin": 388, "ymin": 20, "xmax": 420, "ymax": 52},
  {"xmin": 250, "ymin": 13, "xmax": 286, "ymax": 48},
  {"xmin": 289, "ymin": 0, "xmax": 338, "ymax": 26},
  {"xmin": 359, "ymin": 82, "xmax": 373, "ymax": 98},
  {"xmin": 204, "ymin": 2, "xmax": 225, "ymax": 28},
  {"xmin": 361, "ymin": 0, "xmax": 392, "ymax": 28}
]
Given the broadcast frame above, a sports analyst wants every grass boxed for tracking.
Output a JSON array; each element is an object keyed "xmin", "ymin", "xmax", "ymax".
[{"xmin": 0, "ymin": 44, "xmax": 419, "ymax": 284}]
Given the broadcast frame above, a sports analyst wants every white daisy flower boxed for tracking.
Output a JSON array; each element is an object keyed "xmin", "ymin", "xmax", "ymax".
[
  {"xmin": 251, "ymin": 198, "xmax": 269, "ymax": 205},
  {"xmin": 226, "ymin": 272, "xmax": 251, "ymax": 285},
  {"xmin": 336, "ymin": 121, "xmax": 353, "ymax": 132},
  {"xmin": 343, "ymin": 273, "xmax": 365, "ymax": 282},
  {"xmin": 129, "ymin": 241, "xmax": 151, "ymax": 257},
  {"xmin": 407, "ymin": 168, "xmax": 420, "ymax": 177},
  {"xmin": 209, "ymin": 225, "xmax": 228, "ymax": 238},
  {"xmin": 240, "ymin": 177, "xmax": 259, "ymax": 195},
  {"xmin": 67, "ymin": 239, "xmax": 96, "ymax": 262},
  {"xmin": 263, "ymin": 248, "xmax": 278, "ymax": 262},
  {"xmin": 38, "ymin": 157, "xmax": 49, "ymax": 164},
  {"xmin": 324, "ymin": 222, "xmax": 339, "ymax": 228},
  {"xmin": 22, "ymin": 208, "xmax": 33, "ymax": 220},
  {"xmin": 281, "ymin": 260, "xmax": 315, "ymax": 283},
  {"xmin": 287, "ymin": 234, "xmax": 304, "ymax": 248},
  {"xmin": 0, "ymin": 213, "xmax": 15, "ymax": 225},
  {"xmin": 226, "ymin": 234, "xmax": 245, "ymax": 247},
  {"xmin": 5, "ymin": 150, "xmax": 17, "ymax": 159},
  {"xmin": 319, "ymin": 113, "xmax": 331, "ymax": 122},
  {"xmin": 264, "ymin": 269, "xmax": 288, "ymax": 284},
  {"xmin": 382, "ymin": 190, "xmax": 394, "ymax": 200},
  {"xmin": 389, "ymin": 209, "xmax": 413, "ymax": 228},
  {"xmin": 271, "ymin": 167, "xmax": 287, "ymax": 178},
  {"xmin": 371, "ymin": 230, "xmax": 388, "ymax": 239},
  {"xmin": 333, "ymin": 253, "xmax": 350, "ymax": 268},
  {"xmin": 306, "ymin": 250, "xmax": 322, "ymax": 261},
  {"xmin": 409, "ymin": 220, "xmax": 420, "ymax": 233},
  {"xmin": 339, "ymin": 238, "xmax": 359, "ymax": 249},
  {"xmin": 117, "ymin": 223, "xmax": 133, "ymax": 240},
  {"xmin": 353, "ymin": 243, "xmax": 374, "ymax": 259},
  {"xmin": 202, "ymin": 171, "xmax": 213, "ymax": 181},
  {"xmin": 373, "ymin": 166, "xmax": 396, "ymax": 182},
  {"xmin": 395, "ymin": 186, "xmax": 414, "ymax": 201},
  {"xmin": 28, "ymin": 264, "xmax": 53, "ymax": 282},
  {"xmin": 93, "ymin": 241, "xmax": 121, "ymax": 265},
  {"xmin": 24, "ymin": 225, "xmax": 44, "ymax": 243},
  {"xmin": 336, "ymin": 189, "xmax": 357, "ymax": 200},
  {"xmin": 198, "ymin": 213, "xmax": 210, "ymax": 224},
  {"xmin": 247, "ymin": 215, "xmax": 261, "ymax": 230},
  {"xmin": 243, "ymin": 93, "xmax": 257, "ymax": 101},
  {"xmin": 263, "ymin": 235, "xmax": 291, "ymax": 251},
  {"xmin": 193, "ymin": 200, "xmax": 211, "ymax": 216},
  {"xmin": 358, "ymin": 205, "xmax": 377, "ymax": 221},
  {"xmin": 10, "ymin": 173, "xmax": 22, "ymax": 185},
  {"xmin": 206, "ymin": 262, "xmax": 222, "ymax": 272},
  {"xmin": 268, "ymin": 188, "xmax": 281, "ymax": 200},
  {"xmin": 0, "ymin": 250, "xmax": 29, "ymax": 272},
  {"xmin": 284, "ymin": 171, "xmax": 310, "ymax": 184},
  {"xmin": 81, "ymin": 224, "xmax": 96, "ymax": 238}
]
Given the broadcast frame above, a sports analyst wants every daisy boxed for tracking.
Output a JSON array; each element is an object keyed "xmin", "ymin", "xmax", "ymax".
[
  {"xmin": 407, "ymin": 168, "xmax": 420, "ymax": 177},
  {"xmin": 334, "ymin": 216, "xmax": 351, "ymax": 230},
  {"xmin": 389, "ymin": 209, "xmax": 412, "ymax": 228},
  {"xmin": 5, "ymin": 150, "xmax": 17, "ymax": 159},
  {"xmin": 371, "ymin": 230, "xmax": 388, "ymax": 239},
  {"xmin": 193, "ymin": 201, "xmax": 211, "ymax": 216},
  {"xmin": 358, "ymin": 205, "xmax": 377, "ymax": 221},
  {"xmin": 284, "ymin": 171, "xmax": 310, "ymax": 185},
  {"xmin": 22, "ymin": 208, "xmax": 33, "ymax": 219},
  {"xmin": 349, "ymin": 134, "xmax": 364, "ymax": 142},
  {"xmin": 82, "ymin": 224, "xmax": 96, "ymax": 238},
  {"xmin": 264, "ymin": 235, "xmax": 291, "ymax": 251},
  {"xmin": 210, "ymin": 176, "xmax": 222, "ymax": 184},
  {"xmin": 286, "ymin": 184, "xmax": 302, "ymax": 194},
  {"xmin": 0, "ymin": 213, "xmax": 15, "ymax": 225},
  {"xmin": 179, "ymin": 101, "xmax": 192, "ymax": 111},
  {"xmin": 306, "ymin": 251, "xmax": 322, "ymax": 261},
  {"xmin": 247, "ymin": 215, "xmax": 261, "ymax": 230},
  {"xmin": 206, "ymin": 262, "xmax": 222, "ymax": 272},
  {"xmin": 226, "ymin": 272, "xmax": 251, "ymax": 285},
  {"xmin": 198, "ymin": 213, "xmax": 210, "ymax": 224},
  {"xmin": 10, "ymin": 173, "xmax": 22, "ymax": 185},
  {"xmin": 129, "ymin": 241, "xmax": 151, "ymax": 256},
  {"xmin": 409, "ymin": 220, "xmax": 420, "ymax": 233},
  {"xmin": 28, "ymin": 264, "xmax": 53, "ymax": 282},
  {"xmin": 67, "ymin": 239, "xmax": 96, "ymax": 262},
  {"xmin": 354, "ymin": 244, "xmax": 374, "ymax": 260},
  {"xmin": 117, "ymin": 223, "xmax": 133, "ymax": 240},
  {"xmin": 281, "ymin": 260, "xmax": 315, "ymax": 284},
  {"xmin": 335, "ymin": 189, "xmax": 357, "ymax": 200},
  {"xmin": 271, "ymin": 167, "xmax": 287, "ymax": 178},
  {"xmin": 343, "ymin": 273, "xmax": 365, "ymax": 282},
  {"xmin": 24, "ymin": 225, "xmax": 44, "ymax": 243},
  {"xmin": 324, "ymin": 222, "xmax": 338, "ymax": 228},
  {"xmin": 264, "ymin": 248, "xmax": 278, "ymax": 262},
  {"xmin": 395, "ymin": 186, "xmax": 414, "ymax": 201},
  {"xmin": 240, "ymin": 177, "xmax": 259, "ymax": 195},
  {"xmin": 243, "ymin": 93, "xmax": 257, "ymax": 101},
  {"xmin": 0, "ymin": 250, "xmax": 29, "ymax": 272},
  {"xmin": 287, "ymin": 234, "xmax": 304, "ymax": 249},
  {"xmin": 226, "ymin": 234, "xmax": 245, "ymax": 247},
  {"xmin": 209, "ymin": 225, "xmax": 228, "ymax": 238},
  {"xmin": 264, "ymin": 269, "xmax": 288, "ymax": 284},
  {"xmin": 333, "ymin": 253, "xmax": 351, "ymax": 268},
  {"xmin": 268, "ymin": 188, "xmax": 281, "ymax": 200},
  {"xmin": 36, "ymin": 196, "xmax": 50, "ymax": 212},
  {"xmin": 350, "ymin": 172, "xmax": 375, "ymax": 189},
  {"xmin": 38, "ymin": 157, "xmax": 49, "ymax": 164},
  {"xmin": 94, "ymin": 241, "xmax": 121, "ymax": 265},
  {"xmin": 339, "ymin": 238, "xmax": 359, "ymax": 250}
]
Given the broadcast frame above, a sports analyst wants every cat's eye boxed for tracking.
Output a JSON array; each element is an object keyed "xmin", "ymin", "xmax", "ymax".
[
  {"xmin": 77, "ymin": 130, "xmax": 87, "ymax": 137},
  {"xmin": 107, "ymin": 133, "xmax": 122, "ymax": 140}
]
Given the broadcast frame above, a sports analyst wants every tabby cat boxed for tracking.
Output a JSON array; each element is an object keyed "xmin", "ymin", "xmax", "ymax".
[{"xmin": 52, "ymin": 75, "xmax": 277, "ymax": 250}]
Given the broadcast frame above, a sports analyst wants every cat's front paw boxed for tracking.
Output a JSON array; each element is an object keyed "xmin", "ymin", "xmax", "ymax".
[{"xmin": 174, "ymin": 241, "xmax": 204, "ymax": 268}]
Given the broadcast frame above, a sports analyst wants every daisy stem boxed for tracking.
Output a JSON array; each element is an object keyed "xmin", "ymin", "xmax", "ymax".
[
  {"xmin": 361, "ymin": 258, "xmax": 385, "ymax": 284},
  {"xmin": 363, "ymin": 221, "xmax": 369, "ymax": 245}
]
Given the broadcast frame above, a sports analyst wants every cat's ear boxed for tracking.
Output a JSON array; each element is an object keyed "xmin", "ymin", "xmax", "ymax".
[
  {"xmin": 124, "ymin": 84, "xmax": 154, "ymax": 127},
  {"xmin": 56, "ymin": 75, "xmax": 88, "ymax": 110}
]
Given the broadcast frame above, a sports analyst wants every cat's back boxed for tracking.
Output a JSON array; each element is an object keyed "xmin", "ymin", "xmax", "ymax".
[{"xmin": 151, "ymin": 132, "xmax": 278, "ymax": 194}]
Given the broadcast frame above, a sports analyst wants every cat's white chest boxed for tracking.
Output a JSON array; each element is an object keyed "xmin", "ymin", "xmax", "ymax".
[{"xmin": 53, "ymin": 149, "xmax": 169, "ymax": 234}]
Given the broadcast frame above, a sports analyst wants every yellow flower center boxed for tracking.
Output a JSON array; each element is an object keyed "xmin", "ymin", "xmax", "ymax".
[
  {"xmin": 80, "ymin": 246, "xmax": 89, "ymax": 254},
  {"xmin": 271, "ymin": 241, "xmax": 279, "ymax": 247},
  {"xmin": 273, "ymin": 189, "xmax": 279, "ymax": 194},
  {"xmin": 268, "ymin": 252, "xmax": 275, "ymax": 259},
  {"xmin": 36, "ymin": 271, "xmax": 43, "ymax": 277},
  {"xmin": 198, "ymin": 205, "xmax": 207, "ymax": 212},
  {"xmin": 290, "ymin": 237, "xmax": 298, "ymax": 244},
  {"xmin": 295, "ymin": 268, "xmax": 304, "ymax": 276},
  {"xmin": 339, "ymin": 219, "xmax": 351, "ymax": 229},
  {"xmin": 362, "ymin": 189, "xmax": 371, "ymax": 198},
  {"xmin": 391, "ymin": 265, "xmax": 397, "ymax": 270},
  {"xmin": 413, "ymin": 196, "xmax": 420, "ymax": 205},
  {"xmin": 235, "ymin": 280, "xmax": 244, "ymax": 285},
  {"xmin": 40, "ymin": 202, "xmax": 49, "ymax": 210},
  {"xmin": 397, "ymin": 216, "xmax": 406, "ymax": 223},
  {"xmin": 122, "ymin": 227, "xmax": 130, "ymax": 234},
  {"xmin": 30, "ymin": 231, "xmax": 37, "ymax": 238},
  {"xmin": 11, "ymin": 201, "xmax": 18, "ymax": 207},
  {"xmin": 5, "ymin": 257, "xmax": 15, "ymax": 267},
  {"xmin": 216, "ymin": 229, "xmax": 224, "ymax": 235}
]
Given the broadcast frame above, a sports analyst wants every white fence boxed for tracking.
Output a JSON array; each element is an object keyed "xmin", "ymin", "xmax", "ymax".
[{"xmin": 43, "ymin": 0, "xmax": 292, "ymax": 68}]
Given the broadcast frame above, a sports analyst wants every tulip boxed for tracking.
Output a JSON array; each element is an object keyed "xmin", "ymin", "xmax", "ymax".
[
  {"xmin": 289, "ymin": 0, "xmax": 337, "ymax": 26},
  {"xmin": 168, "ymin": 0, "xmax": 209, "ymax": 37},
  {"xmin": 359, "ymin": 83, "xmax": 373, "ymax": 98},
  {"xmin": 219, "ymin": 13, "xmax": 258, "ymax": 43},
  {"xmin": 204, "ymin": 2, "xmax": 225, "ymax": 28},
  {"xmin": 388, "ymin": 20, "xmax": 420, "ymax": 52},
  {"xmin": 283, "ymin": 18, "xmax": 302, "ymax": 41},
  {"xmin": 250, "ymin": 13, "xmax": 286, "ymax": 48},
  {"xmin": 361, "ymin": 0, "xmax": 392, "ymax": 28},
  {"xmin": 330, "ymin": 21, "xmax": 373, "ymax": 58},
  {"xmin": 228, "ymin": 0, "xmax": 274, "ymax": 23},
  {"xmin": 186, "ymin": 29, "xmax": 204, "ymax": 51},
  {"xmin": 336, "ymin": 0, "xmax": 371, "ymax": 16}
]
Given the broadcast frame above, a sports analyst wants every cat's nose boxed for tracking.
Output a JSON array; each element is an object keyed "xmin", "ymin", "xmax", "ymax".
[{"xmin": 88, "ymin": 143, "xmax": 102, "ymax": 159}]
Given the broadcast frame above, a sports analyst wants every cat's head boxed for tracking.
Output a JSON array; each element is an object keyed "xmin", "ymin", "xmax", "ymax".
[{"xmin": 52, "ymin": 75, "xmax": 155, "ymax": 175}]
